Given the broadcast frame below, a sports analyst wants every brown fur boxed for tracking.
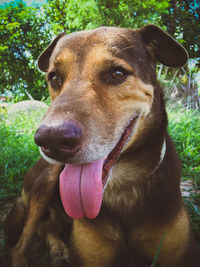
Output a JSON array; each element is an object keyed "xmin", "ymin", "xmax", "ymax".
[{"xmin": 4, "ymin": 25, "xmax": 199, "ymax": 267}]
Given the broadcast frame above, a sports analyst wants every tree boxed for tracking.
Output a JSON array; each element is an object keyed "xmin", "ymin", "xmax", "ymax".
[
  {"xmin": 0, "ymin": 1, "xmax": 51, "ymax": 100},
  {"xmin": 95, "ymin": 0, "xmax": 169, "ymax": 28},
  {"xmin": 45, "ymin": 0, "xmax": 169, "ymax": 32},
  {"xmin": 44, "ymin": 0, "xmax": 69, "ymax": 34},
  {"xmin": 45, "ymin": 0, "xmax": 200, "ymax": 60},
  {"xmin": 1, "ymin": 0, "xmax": 199, "ymax": 100},
  {"xmin": 162, "ymin": 0, "xmax": 200, "ymax": 60}
]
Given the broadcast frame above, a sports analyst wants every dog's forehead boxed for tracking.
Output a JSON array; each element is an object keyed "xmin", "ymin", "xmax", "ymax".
[{"xmin": 51, "ymin": 27, "xmax": 145, "ymax": 64}]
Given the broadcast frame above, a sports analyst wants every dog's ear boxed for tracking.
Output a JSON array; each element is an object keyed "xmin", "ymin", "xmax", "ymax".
[
  {"xmin": 38, "ymin": 33, "xmax": 66, "ymax": 72},
  {"xmin": 139, "ymin": 25, "xmax": 188, "ymax": 67}
]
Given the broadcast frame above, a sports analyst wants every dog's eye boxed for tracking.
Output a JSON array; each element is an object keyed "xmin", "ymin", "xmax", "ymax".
[
  {"xmin": 47, "ymin": 72, "xmax": 61, "ymax": 88},
  {"xmin": 110, "ymin": 70, "xmax": 125, "ymax": 79},
  {"xmin": 106, "ymin": 67, "xmax": 131, "ymax": 85}
]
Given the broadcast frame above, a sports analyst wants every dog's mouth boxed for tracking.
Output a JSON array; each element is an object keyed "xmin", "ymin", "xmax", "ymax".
[
  {"xmin": 60, "ymin": 114, "xmax": 139, "ymax": 219},
  {"xmin": 102, "ymin": 114, "xmax": 139, "ymax": 187}
]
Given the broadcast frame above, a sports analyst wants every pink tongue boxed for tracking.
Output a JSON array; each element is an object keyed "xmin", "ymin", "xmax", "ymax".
[{"xmin": 59, "ymin": 159, "xmax": 104, "ymax": 219}]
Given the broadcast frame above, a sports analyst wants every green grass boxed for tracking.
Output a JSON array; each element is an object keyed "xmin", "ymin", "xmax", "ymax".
[
  {"xmin": 167, "ymin": 106, "xmax": 200, "ymax": 184},
  {"xmin": 167, "ymin": 105, "xmax": 200, "ymax": 236},
  {"xmin": 151, "ymin": 233, "xmax": 166, "ymax": 267},
  {"xmin": 0, "ymin": 109, "xmax": 47, "ymax": 207}
]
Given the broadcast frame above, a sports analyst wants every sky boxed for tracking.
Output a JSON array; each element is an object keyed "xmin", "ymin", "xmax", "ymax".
[{"xmin": 0, "ymin": 0, "xmax": 47, "ymax": 7}]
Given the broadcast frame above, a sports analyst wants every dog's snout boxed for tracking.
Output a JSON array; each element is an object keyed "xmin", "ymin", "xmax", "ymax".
[{"xmin": 34, "ymin": 121, "xmax": 83, "ymax": 161}]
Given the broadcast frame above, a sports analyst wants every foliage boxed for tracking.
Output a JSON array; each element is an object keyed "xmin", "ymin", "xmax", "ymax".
[
  {"xmin": 44, "ymin": 0, "xmax": 69, "ymax": 33},
  {"xmin": 162, "ymin": 0, "xmax": 200, "ymax": 61},
  {"xmin": 0, "ymin": 1, "xmax": 50, "ymax": 100},
  {"xmin": 168, "ymin": 106, "xmax": 200, "ymax": 184},
  {"xmin": 95, "ymin": 0, "xmax": 169, "ymax": 28},
  {"xmin": 0, "ymin": 109, "xmax": 46, "ymax": 206},
  {"xmin": 168, "ymin": 106, "xmax": 200, "ymax": 236},
  {"xmin": 158, "ymin": 60, "xmax": 200, "ymax": 110},
  {"xmin": 1, "ymin": 0, "xmax": 199, "ymax": 100},
  {"xmin": 45, "ymin": 0, "xmax": 169, "ymax": 32}
]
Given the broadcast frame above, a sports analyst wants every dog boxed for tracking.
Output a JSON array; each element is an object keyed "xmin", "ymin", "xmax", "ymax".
[
  {"xmin": 4, "ymin": 159, "xmax": 71, "ymax": 267},
  {"xmin": 4, "ymin": 25, "xmax": 199, "ymax": 267}
]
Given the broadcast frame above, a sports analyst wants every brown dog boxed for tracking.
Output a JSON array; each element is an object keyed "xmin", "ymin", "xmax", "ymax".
[{"xmin": 4, "ymin": 25, "xmax": 199, "ymax": 267}]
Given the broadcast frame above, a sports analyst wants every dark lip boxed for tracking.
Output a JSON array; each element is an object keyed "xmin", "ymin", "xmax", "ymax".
[
  {"xmin": 102, "ymin": 114, "xmax": 139, "ymax": 187},
  {"xmin": 41, "ymin": 145, "xmax": 81, "ymax": 162}
]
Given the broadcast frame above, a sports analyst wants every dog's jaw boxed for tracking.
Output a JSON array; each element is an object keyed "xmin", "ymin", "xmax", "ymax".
[{"xmin": 58, "ymin": 114, "xmax": 140, "ymax": 219}]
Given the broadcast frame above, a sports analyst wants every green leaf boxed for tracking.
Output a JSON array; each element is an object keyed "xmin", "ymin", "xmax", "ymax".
[{"xmin": 151, "ymin": 233, "xmax": 166, "ymax": 267}]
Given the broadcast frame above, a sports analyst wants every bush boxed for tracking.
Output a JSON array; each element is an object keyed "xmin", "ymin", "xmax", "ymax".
[{"xmin": 0, "ymin": 108, "xmax": 47, "ymax": 206}]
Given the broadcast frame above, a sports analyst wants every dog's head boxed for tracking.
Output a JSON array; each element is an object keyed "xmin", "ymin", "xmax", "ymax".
[{"xmin": 35, "ymin": 25, "xmax": 187, "ymax": 219}]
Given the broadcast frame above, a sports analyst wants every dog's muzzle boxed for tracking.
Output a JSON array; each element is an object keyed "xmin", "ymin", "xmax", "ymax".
[{"xmin": 35, "ymin": 114, "xmax": 139, "ymax": 220}]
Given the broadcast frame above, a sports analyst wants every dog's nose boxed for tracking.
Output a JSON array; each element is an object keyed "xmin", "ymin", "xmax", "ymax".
[{"xmin": 34, "ymin": 121, "xmax": 82, "ymax": 161}]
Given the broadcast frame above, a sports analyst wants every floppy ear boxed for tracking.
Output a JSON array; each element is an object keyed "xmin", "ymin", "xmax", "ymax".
[
  {"xmin": 139, "ymin": 25, "xmax": 188, "ymax": 67},
  {"xmin": 38, "ymin": 32, "xmax": 66, "ymax": 72}
]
